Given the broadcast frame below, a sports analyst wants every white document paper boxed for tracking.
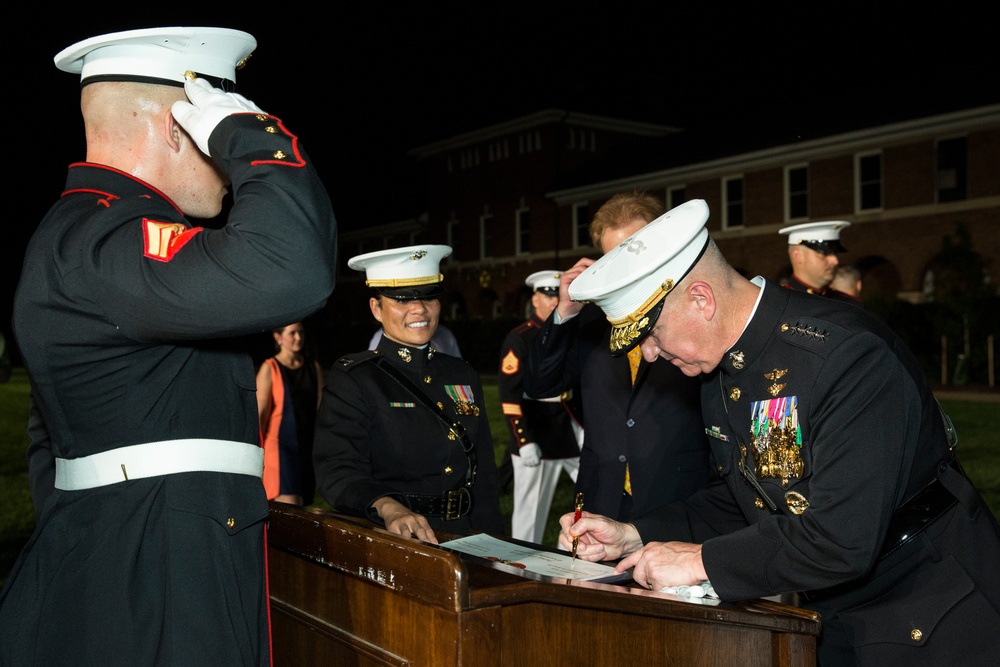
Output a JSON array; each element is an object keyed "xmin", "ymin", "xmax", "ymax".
[{"xmin": 441, "ymin": 533, "xmax": 631, "ymax": 583}]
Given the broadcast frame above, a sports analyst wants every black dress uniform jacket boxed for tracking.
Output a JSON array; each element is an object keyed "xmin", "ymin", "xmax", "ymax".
[
  {"xmin": 498, "ymin": 314, "xmax": 583, "ymax": 459},
  {"xmin": 633, "ymin": 279, "xmax": 1000, "ymax": 665},
  {"xmin": 2, "ymin": 113, "xmax": 336, "ymax": 666},
  {"xmin": 313, "ymin": 335, "xmax": 504, "ymax": 535},
  {"xmin": 526, "ymin": 304, "xmax": 714, "ymax": 521}
]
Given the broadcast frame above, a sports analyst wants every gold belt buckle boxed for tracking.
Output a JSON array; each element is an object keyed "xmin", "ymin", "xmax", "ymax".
[{"xmin": 444, "ymin": 488, "xmax": 471, "ymax": 520}]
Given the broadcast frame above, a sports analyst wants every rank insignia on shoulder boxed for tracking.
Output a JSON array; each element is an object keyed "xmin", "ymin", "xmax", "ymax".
[
  {"xmin": 705, "ymin": 426, "xmax": 730, "ymax": 442},
  {"xmin": 143, "ymin": 219, "xmax": 201, "ymax": 262}
]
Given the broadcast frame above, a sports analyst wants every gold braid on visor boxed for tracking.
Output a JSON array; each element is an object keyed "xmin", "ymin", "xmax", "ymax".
[
  {"xmin": 607, "ymin": 279, "xmax": 675, "ymax": 354},
  {"xmin": 366, "ymin": 274, "xmax": 444, "ymax": 288}
]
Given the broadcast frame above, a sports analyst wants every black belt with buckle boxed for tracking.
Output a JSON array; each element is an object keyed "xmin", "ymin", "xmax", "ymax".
[
  {"xmin": 403, "ymin": 487, "xmax": 474, "ymax": 521},
  {"xmin": 800, "ymin": 459, "xmax": 966, "ymax": 604},
  {"xmin": 876, "ymin": 460, "xmax": 961, "ymax": 562}
]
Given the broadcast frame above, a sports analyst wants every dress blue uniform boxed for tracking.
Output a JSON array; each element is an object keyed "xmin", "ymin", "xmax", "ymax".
[
  {"xmin": 635, "ymin": 280, "xmax": 1000, "ymax": 663},
  {"xmin": 314, "ymin": 335, "xmax": 503, "ymax": 535},
  {"xmin": 313, "ymin": 243, "xmax": 502, "ymax": 537},
  {"xmin": 499, "ymin": 312, "xmax": 584, "ymax": 542},
  {"xmin": 570, "ymin": 200, "xmax": 1000, "ymax": 665},
  {"xmin": 0, "ymin": 27, "xmax": 336, "ymax": 667}
]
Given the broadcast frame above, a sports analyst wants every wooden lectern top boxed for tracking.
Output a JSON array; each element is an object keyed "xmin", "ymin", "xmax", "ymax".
[{"xmin": 266, "ymin": 503, "xmax": 820, "ymax": 666}]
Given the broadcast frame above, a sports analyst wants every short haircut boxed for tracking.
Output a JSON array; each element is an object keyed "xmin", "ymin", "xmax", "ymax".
[{"xmin": 589, "ymin": 191, "xmax": 666, "ymax": 248}]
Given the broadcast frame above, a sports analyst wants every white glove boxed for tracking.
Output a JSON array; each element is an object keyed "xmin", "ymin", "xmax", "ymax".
[
  {"xmin": 171, "ymin": 76, "xmax": 265, "ymax": 156},
  {"xmin": 518, "ymin": 443, "xmax": 541, "ymax": 467}
]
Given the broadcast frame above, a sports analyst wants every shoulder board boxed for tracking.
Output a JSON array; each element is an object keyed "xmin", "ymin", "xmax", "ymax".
[
  {"xmin": 777, "ymin": 317, "xmax": 848, "ymax": 351},
  {"xmin": 333, "ymin": 350, "xmax": 378, "ymax": 371}
]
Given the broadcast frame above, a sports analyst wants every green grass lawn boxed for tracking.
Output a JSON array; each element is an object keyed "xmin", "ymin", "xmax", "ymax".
[{"xmin": 2, "ymin": 368, "xmax": 998, "ymax": 589}]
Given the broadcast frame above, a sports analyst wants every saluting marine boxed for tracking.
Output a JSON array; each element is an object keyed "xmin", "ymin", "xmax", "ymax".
[
  {"xmin": 313, "ymin": 245, "xmax": 503, "ymax": 543},
  {"xmin": 1, "ymin": 27, "xmax": 337, "ymax": 666}
]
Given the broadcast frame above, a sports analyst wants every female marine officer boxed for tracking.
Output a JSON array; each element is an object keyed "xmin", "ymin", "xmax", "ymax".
[{"xmin": 313, "ymin": 245, "xmax": 503, "ymax": 542}]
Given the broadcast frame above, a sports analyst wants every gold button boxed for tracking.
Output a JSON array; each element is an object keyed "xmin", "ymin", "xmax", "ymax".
[
  {"xmin": 273, "ymin": 150, "xmax": 287, "ymax": 159},
  {"xmin": 781, "ymin": 323, "xmax": 790, "ymax": 332},
  {"xmin": 729, "ymin": 387, "xmax": 741, "ymax": 401},
  {"xmin": 444, "ymin": 466, "xmax": 453, "ymax": 475},
  {"xmin": 424, "ymin": 376, "xmax": 432, "ymax": 384},
  {"xmin": 716, "ymin": 465, "xmax": 723, "ymax": 474},
  {"xmin": 255, "ymin": 113, "xmax": 268, "ymax": 121},
  {"xmin": 227, "ymin": 517, "xmax": 235, "ymax": 529},
  {"xmin": 519, "ymin": 438, "xmax": 526, "ymax": 443},
  {"xmin": 910, "ymin": 628, "xmax": 922, "ymax": 641},
  {"xmin": 265, "ymin": 126, "xmax": 277, "ymax": 133},
  {"xmin": 754, "ymin": 497, "xmax": 764, "ymax": 509}
]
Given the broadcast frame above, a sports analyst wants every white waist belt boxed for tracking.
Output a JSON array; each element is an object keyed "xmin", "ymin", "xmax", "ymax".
[
  {"xmin": 525, "ymin": 390, "xmax": 573, "ymax": 403},
  {"xmin": 55, "ymin": 439, "xmax": 264, "ymax": 491}
]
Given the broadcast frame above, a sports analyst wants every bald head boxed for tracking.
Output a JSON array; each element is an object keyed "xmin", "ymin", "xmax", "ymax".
[
  {"xmin": 639, "ymin": 239, "xmax": 761, "ymax": 375},
  {"xmin": 82, "ymin": 82, "xmax": 184, "ymax": 164}
]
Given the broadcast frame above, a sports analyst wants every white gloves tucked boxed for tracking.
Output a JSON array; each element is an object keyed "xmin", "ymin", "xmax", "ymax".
[
  {"xmin": 171, "ymin": 76, "xmax": 265, "ymax": 156},
  {"xmin": 518, "ymin": 443, "xmax": 541, "ymax": 467}
]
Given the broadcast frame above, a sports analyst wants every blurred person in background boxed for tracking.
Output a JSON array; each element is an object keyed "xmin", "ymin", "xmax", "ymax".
[
  {"xmin": 257, "ymin": 321, "xmax": 323, "ymax": 505},
  {"xmin": 499, "ymin": 270, "xmax": 584, "ymax": 544}
]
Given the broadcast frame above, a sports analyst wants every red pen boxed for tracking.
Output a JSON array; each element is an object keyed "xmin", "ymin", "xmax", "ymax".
[{"xmin": 571, "ymin": 492, "xmax": 584, "ymax": 560}]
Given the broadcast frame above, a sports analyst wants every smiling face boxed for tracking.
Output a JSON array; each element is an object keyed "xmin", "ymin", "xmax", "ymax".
[
  {"xmin": 273, "ymin": 322, "xmax": 305, "ymax": 354},
  {"xmin": 371, "ymin": 295, "xmax": 441, "ymax": 347}
]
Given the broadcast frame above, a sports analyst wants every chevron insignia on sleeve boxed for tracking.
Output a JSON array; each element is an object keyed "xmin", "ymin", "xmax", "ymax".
[
  {"xmin": 143, "ymin": 219, "xmax": 202, "ymax": 262},
  {"xmin": 501, "ymin": 349, "xmax": 520, "ymax": 375}
]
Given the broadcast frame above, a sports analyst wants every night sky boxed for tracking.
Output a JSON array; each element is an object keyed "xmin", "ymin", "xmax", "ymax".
[{"xmin": 4, "ymin": 4, "xmax": 997, "ymax": 353}]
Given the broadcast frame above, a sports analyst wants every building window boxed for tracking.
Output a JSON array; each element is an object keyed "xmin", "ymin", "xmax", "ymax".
[
  {"xmin": 723, "ymin": 176, "xmax": 744, "ymax": 229},
  {"xmin": 573, "ymin": 202, "xmax": 591, "ymax": 248},
  {"xmin": 856, "ymin": 151, "xmax": 883, "ymax": 211},
  {"xmin": 785, "ymin": 165, "xmax": 808, "ymax": 221},
  {"xmin": 516, "ymin": 208, "xmax": 530, "ymax": 255},
  {"xmin": 936, "ymin": 136, "xmax": 967, "ymax": 203},
  {"xmin": 667, "ymin": 186, "xmax": 686, "ymax": 210},
  {"xmin": 480, "ymin": 214, "xmax": 494, "ymax": 259}
]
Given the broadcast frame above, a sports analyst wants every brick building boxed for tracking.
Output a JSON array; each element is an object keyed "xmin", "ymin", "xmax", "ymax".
[{"xmin": 327, "ymin": 104, "xmax": 998, "ymax": 377}]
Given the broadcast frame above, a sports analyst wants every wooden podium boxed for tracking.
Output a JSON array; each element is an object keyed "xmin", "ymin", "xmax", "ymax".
[{"xmin": 266, "ymin": 504, "xmax": 820, "ymax": 666}]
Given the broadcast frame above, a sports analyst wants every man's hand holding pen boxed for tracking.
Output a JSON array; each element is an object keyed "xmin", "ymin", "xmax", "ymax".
[{"xmin": 559, "ymin": 510, "xmax": 643, "ymax": 564}]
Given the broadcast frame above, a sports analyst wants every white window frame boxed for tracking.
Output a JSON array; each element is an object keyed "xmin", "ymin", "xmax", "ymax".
[{"xmin": 722, "ymin": 175, "xmax": 745, "ymax": 230}]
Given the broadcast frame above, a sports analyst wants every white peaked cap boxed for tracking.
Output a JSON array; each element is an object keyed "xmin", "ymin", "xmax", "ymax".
[
  {"xmin": 526, "ymin": 270, "xmax": 561, "ymax": 294},
  {"xmin": 568, "ymin": 199, "xmax": 711, "ymax": 356},
  {"xmin": 348, "ymin": 245, "xmax": 452, "ymax": 299},
  {"xmin": 778, "ymin": 220, "xmax": 850, "ymax": 252},
  {"xmin": 54, "ymin": 26, "xmax": 256, "ymax": 88}
]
